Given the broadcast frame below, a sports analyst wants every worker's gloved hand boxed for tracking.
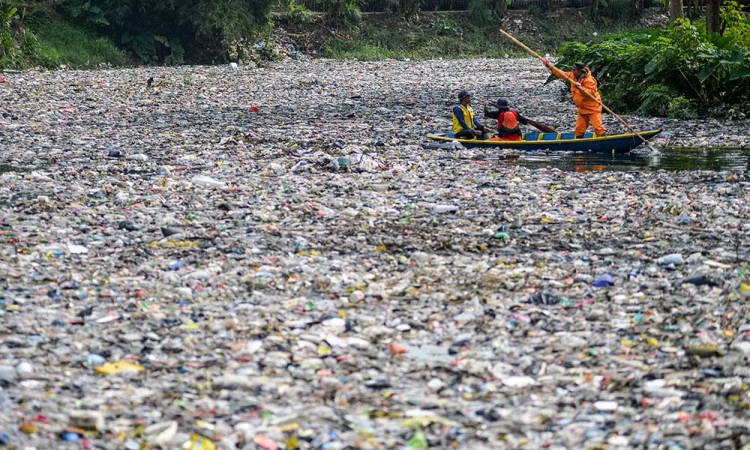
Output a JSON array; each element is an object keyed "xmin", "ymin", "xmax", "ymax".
[
  {"xmin": 542, "ymin": 59, "xmax": 552, "ymax": 68},
  {"xmin": 574, "ymin": 82, "xmax": 582, "ymax": 89}
]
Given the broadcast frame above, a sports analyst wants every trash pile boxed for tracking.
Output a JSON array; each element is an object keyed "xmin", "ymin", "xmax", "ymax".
[{"xmin": 0, "ymin": 59, "xmax": 749, "ymax": 449}]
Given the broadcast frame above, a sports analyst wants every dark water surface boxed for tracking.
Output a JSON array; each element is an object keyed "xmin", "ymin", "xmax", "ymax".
[{"xmin": 513, "ymin": 147, "xmax": 750, "ymax": 172}]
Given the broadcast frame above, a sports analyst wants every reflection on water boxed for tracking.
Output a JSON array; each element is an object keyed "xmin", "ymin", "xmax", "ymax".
[{"xmin": 511, "ymin": 147, "xmax": 750, "ymax": 172}]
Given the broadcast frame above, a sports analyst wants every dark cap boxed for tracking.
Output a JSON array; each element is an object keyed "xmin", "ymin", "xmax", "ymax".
[
  {"xmin": 573, "ymin": 62, "xmax": 585, "ymax": 71},
  {"xmin": 458, "ymin": 90, "xmax": 471, "ymax": 101},
  {"xmin": 496, "ymin": 98, "xmax": 510, "ymax": 110}
]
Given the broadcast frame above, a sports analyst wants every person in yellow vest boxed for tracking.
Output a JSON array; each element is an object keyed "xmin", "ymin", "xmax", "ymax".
[
  {"xmin": 452, "ymin": 90, "xmax": 490, "ymax": 140},
  {"xmin": 544, "ymin": 61, "xmax": 606, "ymax": 138}
]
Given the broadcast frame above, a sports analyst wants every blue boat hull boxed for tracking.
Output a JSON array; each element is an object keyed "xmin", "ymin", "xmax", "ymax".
[{"xmin": 426, "ymin": 129, "xmax": 661, "ymax": 153}]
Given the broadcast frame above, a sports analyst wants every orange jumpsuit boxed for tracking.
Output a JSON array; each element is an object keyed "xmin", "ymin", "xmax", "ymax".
[{"xmin": 563, "ymin": 67, "xmax": 606, "ymax": 137}]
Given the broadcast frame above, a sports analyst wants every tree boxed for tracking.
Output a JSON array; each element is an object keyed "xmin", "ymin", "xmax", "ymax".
[
  {"xmin": 670, "ymin": 0, "xmax": 683, "ymax": 21},
  {"xmin": 494, "ymin": 0, "xmax": 507, "ymax": 21},
  {"xmin": 631, "ymin": 0, "xmax": 644, "ymax": 18},
  {"xmin": 0, "ymin": 0, "xmax": 19, "ymax": 65},
  {"xmin": 399, "ymin": 0, "xmax": 420, "ymax": 18},
  {"xmin": 591, "ymin": 0, "xmax": 600, "ymax": 20},
  {"xmin": 685, "ymin": 0, "xmax": 702, "ymax": 19},
  {"xmin": 325, "ymin": 0, "xmax": 362, "ymax": 28},
  {"xmin": 468, "ymin": 0, "xmax": 496, "ymax": 25},
  {"xmin": 55, "ymin": 0, "xmax": 273, "ymax": 64},
  {"xmin": 705, "ymin": 0, "xmax": 721, "ymax": 34}
]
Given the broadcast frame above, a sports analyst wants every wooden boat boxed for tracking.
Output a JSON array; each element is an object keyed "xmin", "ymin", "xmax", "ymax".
[{"xmin": 426, "ymin": 129, "xmax": 662, "ymax": 153}]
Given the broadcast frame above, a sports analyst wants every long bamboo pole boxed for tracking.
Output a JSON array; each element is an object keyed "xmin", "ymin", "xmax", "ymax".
[{"xmin": 499, "ymin": 29, "xmax": 658, "ymax": 151}]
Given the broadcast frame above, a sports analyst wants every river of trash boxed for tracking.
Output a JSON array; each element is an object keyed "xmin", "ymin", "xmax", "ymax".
[{"xmin": 1, "ymin": 58, "xmax": 749, "ymax": 449}]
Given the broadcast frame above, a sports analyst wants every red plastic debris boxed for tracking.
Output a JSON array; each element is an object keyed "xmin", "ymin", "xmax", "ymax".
[{"xmin": 390, "ymin": 342, "xmax": 408, "ymax": 355}]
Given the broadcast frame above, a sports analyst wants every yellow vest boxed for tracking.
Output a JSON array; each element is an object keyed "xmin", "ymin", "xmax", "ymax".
[{"xmin": 452, "ymin": 104, "xmax": 475, "ymax": 135}]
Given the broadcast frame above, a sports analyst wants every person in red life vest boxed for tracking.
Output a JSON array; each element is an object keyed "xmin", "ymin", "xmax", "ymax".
[
  {"xmin": 543, "ymin": 61, "xmax": 607, "ymax": 138},
  {"xmin": 452, "ymin": 90, "xmax": 491, "ymax": 140},
  {"xmin": 495, "ymin": 98, "xmax": 530, "ymax": 141}
]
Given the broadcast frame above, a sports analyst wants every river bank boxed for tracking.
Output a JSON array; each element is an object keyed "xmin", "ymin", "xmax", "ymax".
[{"xmin": 0, "ymin": 59, "xmax": 749, "ymax": 449}]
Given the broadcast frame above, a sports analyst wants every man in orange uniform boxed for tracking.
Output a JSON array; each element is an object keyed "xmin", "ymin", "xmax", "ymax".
[{"xmin": 545, "ymin": 61, "xmax": 606, "ymax": 138}]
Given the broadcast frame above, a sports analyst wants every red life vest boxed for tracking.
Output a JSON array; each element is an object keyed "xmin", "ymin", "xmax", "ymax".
[{"xmin": 497, "ymin": 110, "xmax": 522, "ymax": 140}]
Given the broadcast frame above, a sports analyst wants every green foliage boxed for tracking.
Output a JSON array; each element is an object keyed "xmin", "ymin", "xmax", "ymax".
[
  {"xmin": 638, "ymin": 84, "xmax": 676, "ymax": 116},
  {"xmin": 668, "ymin": 96, "xmax": 698, "ymax": 119},
  {"xmin": 279, "ymin": 0, "xmax": 313, "ymax": 23},
  {"xmin": 0, "ymin": 0, "xmax": 17, "ymax": 66},
  {"xmin": 599, "ymin": 0, "xmax": 633, "ymax": 22},
  {"xmin": 323, "ymin": 41, "xmax": 401, "ymax": 59},
  {"xmin": 0, "ymin": 0, "xmax": 45, "ymax": 69},
  {"xmin": 554, "ymin": 14, "xmax": 750, "ymax": 116},
  {"xmin": 153, "ymin": 35, "xmax": 185, "ymax": 65},
  {"xmin": 55, "ymin": 0, "xmax": 109, "ymax": 26},
  {"xmin": 468, "ymin": 0, "xmax": 496, "ymax": 26},
  {"xmin": 34, "ymin": 18, "xmax": 128, "ymax": 68},
  {"xmin": 399, "ymin": 0, "xmax": 421, "ymax": 17},
  {"xmin": 322, "ymin": 13, "xmax": 528, "ymax": 60},
  {"xmin": 433, "ymin": 17, "xmax": 460, "ymax": 36},
  {"xmin": 193, "ymin": 0, "xmax": 272, "ymax": 48},
  {"xmin": 54, "ymin": 0, "xmax": 273, "ymax": 64},
  {"xmin": 1, "ymin": 4, "xmax": 125, "ymax": 69},
  {"xmin": 324, "ymin": 0, "xmax": 362, "ymax": 29},
  {"xmin": 720, "ymin": 1, "xmax": 750, "ymax": 47},
  {"xmin": 255, "ymin": 40, "xmax": 280, "ymax": 60},
  {"xmin": 1, "ymin": 0, "xmax": 17, "ymax": 26},
  {"xmin": 320, "ymin": 10, "xmax": 627, "ymax": 60},
  {"xmin": 527, "ymin": 3, "xmax": 543, "ymax": 18},
  {"xmin": 0, "ymin": 28, "xmax": 16, "ymax": 67}
]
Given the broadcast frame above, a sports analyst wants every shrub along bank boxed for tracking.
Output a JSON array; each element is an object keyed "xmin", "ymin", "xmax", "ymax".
[
  {"xmin": 0, "ymin": 0, "xmax": 272, "ymax": 69},
  {"xmin": 2, "ymin": 0, "xmax": 659, "ymax": 68},
  {"xmin": 552, "ymin": 3, "xmax": 750, "ymax": 117}
]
